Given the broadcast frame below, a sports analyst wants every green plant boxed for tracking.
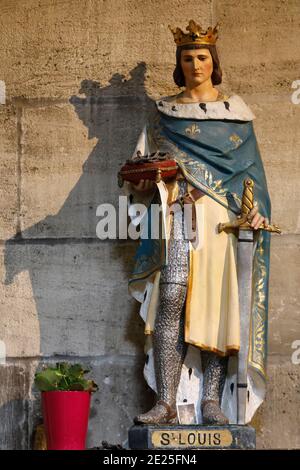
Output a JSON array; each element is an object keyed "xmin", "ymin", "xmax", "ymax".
[{"xmin": 34, "ymin": 362, "xmax": 98, "ymax": 393}]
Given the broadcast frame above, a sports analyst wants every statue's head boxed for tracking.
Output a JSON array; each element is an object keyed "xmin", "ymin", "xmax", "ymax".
[
  {"xmin": 173, "ymin": 44, "xmax": 222, "ymax": 87},
  {"xmin": 169, "ymin": 20, "xmax": 222, "ymax": 88}
]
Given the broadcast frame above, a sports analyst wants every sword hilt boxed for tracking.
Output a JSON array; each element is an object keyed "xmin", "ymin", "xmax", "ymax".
[
  {"xmin": 218, "ymin": 178, "xmax": 281, "ymax": 234},
  {"xmin": 241, "ymin": 178, "xmax": 254, "ymax": 218}
]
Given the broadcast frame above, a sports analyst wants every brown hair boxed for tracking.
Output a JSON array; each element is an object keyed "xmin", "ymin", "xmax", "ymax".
[{"xmin": 173, "ymin": 44, "xmax": 222, "ymax": 87}]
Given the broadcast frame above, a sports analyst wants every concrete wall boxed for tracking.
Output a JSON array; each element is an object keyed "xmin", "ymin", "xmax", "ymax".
[{"xmin": 0, "ymin": 0, "xmax": 299, "ymax": 449}]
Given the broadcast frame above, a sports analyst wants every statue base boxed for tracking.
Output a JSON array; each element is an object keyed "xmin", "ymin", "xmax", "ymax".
[{"xmin": 128, "ymin": 424, "xmax": 256, "ymax": 450}]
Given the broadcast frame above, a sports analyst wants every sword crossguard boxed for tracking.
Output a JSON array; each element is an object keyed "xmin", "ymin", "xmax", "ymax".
[{"xmin": 218, "ymin": 178, "xmax": 281, "ymax": 234}]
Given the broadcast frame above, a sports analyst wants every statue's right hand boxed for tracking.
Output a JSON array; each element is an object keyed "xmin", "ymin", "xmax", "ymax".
[{"xmin": 130, "ymin": 179, "xmax": 156, "ymax": 193}]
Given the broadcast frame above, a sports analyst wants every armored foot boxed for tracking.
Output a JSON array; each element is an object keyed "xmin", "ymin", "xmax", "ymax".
[
  {"xmin": 201, "ymin": 399, "xmax": 229, "ymax": 425},
  {"xmin": 134, "ymin": 400, "xmax": 177, "ymax": 425}
]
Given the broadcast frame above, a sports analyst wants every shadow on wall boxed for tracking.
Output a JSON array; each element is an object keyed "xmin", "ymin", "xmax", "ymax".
[{"xmin": 2, "ymin": 62, "xmax": 156, "ymax": 448}]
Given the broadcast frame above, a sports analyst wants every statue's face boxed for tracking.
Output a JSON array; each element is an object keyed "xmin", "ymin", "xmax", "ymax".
[{"xmin": 180, "ymin": 48, "xmax": 213, "ymax": 86}]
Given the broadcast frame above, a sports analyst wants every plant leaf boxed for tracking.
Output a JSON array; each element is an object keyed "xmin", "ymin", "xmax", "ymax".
[
  {"xmin": 34, "ymin": 369, "xmax": 61, "ymax": 391},
  {"xmin": 34, "ymin": 363, "xmax": 98, "ymax": 393},
  {"xmin": 85, "ymin": 380, "xmax": 99, "ymax": 393}
]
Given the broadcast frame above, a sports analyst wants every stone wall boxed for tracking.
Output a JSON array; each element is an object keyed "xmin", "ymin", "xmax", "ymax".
[{"xmin": 0, "ymin": 0, "xmax": 299, "ymax": 449}]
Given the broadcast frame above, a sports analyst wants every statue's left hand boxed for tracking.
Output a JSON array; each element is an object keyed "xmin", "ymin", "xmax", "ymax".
[{"xmin": 247, "ymin": 203, "xmax": 269, "ymax": 230}]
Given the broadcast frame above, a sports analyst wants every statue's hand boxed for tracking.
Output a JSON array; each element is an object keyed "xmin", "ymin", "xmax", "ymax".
[
  {"xmin": 247, "ymin": 203, "xmax": 269, "ymax": 230},
  {"xmin": 130, "ymin": 179, "xmax": 156, "ymax": 193}
]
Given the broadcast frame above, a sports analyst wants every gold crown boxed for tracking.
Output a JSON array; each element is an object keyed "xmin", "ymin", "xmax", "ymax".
[{"xmin": 169, "ymin": 19, "xmax": 219, "ymax": 46}]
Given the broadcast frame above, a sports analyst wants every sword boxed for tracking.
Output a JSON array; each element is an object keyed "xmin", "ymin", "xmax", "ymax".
[{"xmin": 218, "ymin": 179, "xmax": 281, "ymax": 424}]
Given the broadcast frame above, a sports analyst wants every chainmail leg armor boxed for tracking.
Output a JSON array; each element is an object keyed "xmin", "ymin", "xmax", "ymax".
[
  {"xmin": 153, "ymin": 179, "xmax": 189, "ymax": 407},
  {"xmin": 201, "ymin": 351, "xmax": 229, "ymax": 424},
  {"xmin": 201, "ymin": 351, "xmax": 228, "ymax": 403}
]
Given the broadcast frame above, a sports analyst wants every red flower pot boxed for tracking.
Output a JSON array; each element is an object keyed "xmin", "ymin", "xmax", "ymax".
[{"xmin": 42, "ymin": 391, "xmax": 91, "ymax": 450}]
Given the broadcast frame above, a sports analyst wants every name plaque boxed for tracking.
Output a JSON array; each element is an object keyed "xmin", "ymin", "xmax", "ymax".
[
  {"xmin": 152, "ymin": 428, "xmax": 233, "ymax": 448},
  {"xmin": 128, "ymin": 425, "xmax": 256, "ymax": 450}
]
